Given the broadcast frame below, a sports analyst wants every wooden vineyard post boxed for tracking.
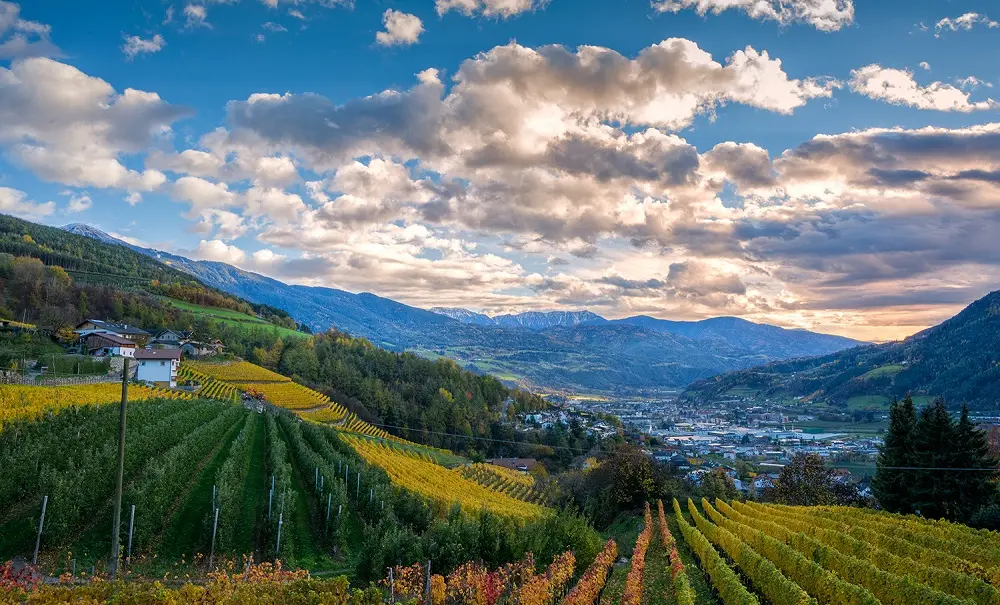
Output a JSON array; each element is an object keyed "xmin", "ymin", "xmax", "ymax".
[
  {"xmin": 389, "ymin": 567, "xmax": 395, "ymax": 604},
  {"xmin": 32, "ymin": 495, "xmax": 48, "ymax": 565},
  {"xmin": 325, "ymin": 493, "xmax": 332, "ymax": 535},
  {"xmin": 425, "ymin": 560, "xmax": 432, "ymax": 605}
]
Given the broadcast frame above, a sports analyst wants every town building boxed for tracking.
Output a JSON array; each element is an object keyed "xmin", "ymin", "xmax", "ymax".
[{"xmin": 135, "ymin": 349, "xmax": 181, "ymax": 387}]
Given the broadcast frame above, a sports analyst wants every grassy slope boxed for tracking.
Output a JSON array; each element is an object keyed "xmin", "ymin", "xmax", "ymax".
[
  {"xmin": 166, "ymin": 298, "xmax": 305, "ymax": 340},
  {"xmin": 601, "ymin": 513, "xmax": 643, "ymax": 605},
  {"xmin": 642, "ymin": 521, "xmax": 675, "ymax": 605}
]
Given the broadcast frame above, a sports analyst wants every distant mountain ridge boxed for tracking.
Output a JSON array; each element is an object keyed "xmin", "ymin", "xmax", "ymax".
[
  {"xmin": 432, "ymin": 308, "xmax": 607, "ymax": 330},
  {"xmin": 681, "ymin": 289, "xmax": 1000, "ymax": 408},
  {"xmin": 61, "ymin": 222, "xmax": 865, "ymax": 392}
]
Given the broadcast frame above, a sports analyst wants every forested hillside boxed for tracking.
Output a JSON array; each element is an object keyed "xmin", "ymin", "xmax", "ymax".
[{"xmin": 682, "ymin": 289, "xmax": 1000, "ymax": 408}]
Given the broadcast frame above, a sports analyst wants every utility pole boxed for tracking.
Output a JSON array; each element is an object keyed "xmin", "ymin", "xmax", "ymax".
[{"xmin": 109, "ymin": 358, "xmax": 129, "ymax": 579}]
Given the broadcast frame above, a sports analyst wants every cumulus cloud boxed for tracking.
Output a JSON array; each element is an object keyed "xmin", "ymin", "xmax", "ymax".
[
  {"xmin": 849, "ymin": 65, "xmax": 997, "ymax": 112},
  {"xmin": 919, "ymin": 61, "xmax": 931, "ymax": 71},
  {"xmin": 435, "ymin": 0, "xmax": 546, "ymax": 19},
  {"xmin": 652, "ymin": 0, "xmax": 854, "ymax": 31},
  {"xmin": 376, "ymin": 10, "xmax": 423, "ymax": 46},
  {"xmin": 0, "ymin": 58, "xmax": 189, "ymax": 192},
  {"xmin": 934, "ymin": 12, "xmax": 998, "ymax": 36},
  {"xmin": 0, "ymin": 186, "xmax": 55, "ymax": 219},
  {"xmin": 65, "ymin": 192, "xmax": 93, "ymax": 212},
  {"xmin": 192, "ymin": 239, "xmax": 246, "ymax": 264},
  {"xmin": 122, "ymin": 34, "xmax": 165, "ymax": 60},
  {"xmin": 0, "ymin": 1, "xmax": 61, "ymax": 59},
  {"xmin": 183, "ymin": 4, "xmax": 210, "ymax": 28}
]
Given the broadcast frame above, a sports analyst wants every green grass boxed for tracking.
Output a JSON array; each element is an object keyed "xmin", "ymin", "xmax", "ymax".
[
  {"xmin": 601, "ymin": 512, "xmax": 644, "ymax": 605},
  {"xmin": 846, "ymin": 395, "xmax": 891, "ymax": 409},
  {"xmin": 642, "ymin": 521, "xmax": 674, "ymax": 605},
  {"xmin": 166, "ymin": 298, "xmax": 305, "ymax": 339},
  {"xmin": 859, "ymin": 365, "xmax": 904, "ymax": 380}
]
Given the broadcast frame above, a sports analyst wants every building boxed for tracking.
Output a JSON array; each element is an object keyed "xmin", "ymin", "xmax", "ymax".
[
  {"xmin": 486, "ymin": 457, "xmax": 539, "ymax": 473},
  {"xmin": 148, "ymin": 329, "xmax": 191, "ymax": 349},
  {"xmin": 135, "ymin": 349, "xmax": 181, "ymax": 387},
  {"xmin": 74, "ymin": 320, "xmax": 150, "ymax": 343},
  {"xmin": 180, "ymin": 340, "xmax": 224, "ymax": 357},
  {"xmin": 86, "ymin": 333, "xmax": 137, "ymax": 357}
]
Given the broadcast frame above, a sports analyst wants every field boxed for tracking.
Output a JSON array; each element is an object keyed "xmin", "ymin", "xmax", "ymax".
[
  {"xmin": 0, "ymin": 398, "xmax": 425, "ymax": 574},
  {"xmin": 0, "ymin": 383, "xmax": 193, "ymax": 429},
  {"xmin": 184, "ymin": 360, "xmax": 345, "ymax": 416},
  {"xmin": 165, "ymin": 298, "xmax": 305, "ymax": 340}
]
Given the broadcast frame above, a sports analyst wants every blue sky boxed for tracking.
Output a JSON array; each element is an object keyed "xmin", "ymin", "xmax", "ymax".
[{"xmin": 2, "ymin": 0, "xmax": 1000, "ymax": 340}]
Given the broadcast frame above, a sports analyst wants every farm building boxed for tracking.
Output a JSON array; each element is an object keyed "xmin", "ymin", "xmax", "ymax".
[
  {"xmin": 74, "ymin": 319, "xmax": 150, "ymax": 343},
  {"xmin": 135, "ymin": 348, "xmax": 181, "ymax": 387},
  {"xmin": 86, "ymin": 333, "xmax": 137, "ymax": 357},
  {"xmin": 148, "ymin": 329, "xmax": 191, "ymax": 349}
]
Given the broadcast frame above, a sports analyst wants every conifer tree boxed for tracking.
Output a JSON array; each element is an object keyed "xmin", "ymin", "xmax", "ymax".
[
  {"xmin": 910, "ymin": 398, "xmax": 956, "ymax": 519},
  {"xmin": 873, "ymin": 395, "xmax": 916, "ymax": 512},
  {"xmin": 953, "ymin": 404, "xmax": 998, "ymax": 521}
]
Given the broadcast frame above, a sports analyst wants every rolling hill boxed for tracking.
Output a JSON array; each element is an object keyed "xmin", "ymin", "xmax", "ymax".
[
  {"xmin": 681, "ymin": 289, "xmax": 1000, "ymax": 408},
  {"xmin": 58, "ymin": 220, "xmax": 863, "ymax": 392}
]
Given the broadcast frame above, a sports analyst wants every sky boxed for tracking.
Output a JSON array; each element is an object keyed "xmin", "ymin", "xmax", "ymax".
[{"xmin": 1, "ymin": 0, "xmax": 1000, "ymax": 341}]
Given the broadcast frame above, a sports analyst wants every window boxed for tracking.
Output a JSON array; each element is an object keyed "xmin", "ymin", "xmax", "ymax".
[{"xmin": 160, "ymin": 361, "xmax": 165, "ymax": 366}]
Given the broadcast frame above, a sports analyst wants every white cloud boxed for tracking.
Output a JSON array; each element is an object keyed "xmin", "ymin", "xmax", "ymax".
[
  {"xmin": 262, "ymin": 21, "xmax": 287, "ymax": 32},
  {"xmin": 171, "ymin": 176, "xmax": 236, "ymax": 211},
  {"xmin": 0, "ymin": 186, "xmax": 55, "ymax": 219},
  {"xmin": 850, "ymin": 64, "xmax": 997, "ymax": 112},
  {"xmin": 183, "ymin": 4, "xmax": 210, "ymax": 28},
  {"xmin": 192, "ymin": 239, "xmax": 246, "ymax": 264},
  {"xmin": 125, "ymin": 192, "xmax": 142, "ymax": 205},
  {"xmin": 652, "ymin": 0, "xmax": 854, "ymax": 31},
  {"xmin": 0, "ymin": 58, "xmax": 188, "ymax": 192},
  {"xmin": 376, "ymin": 10, "xmax": 423, "ymax": 46},
  {"xmin": 251, "ymin": 248, "xmax": 285, "ymax": 264},
  {"xmin": 435, "ymin": 0, "xmax": 546, "ymax": 19},
  {"xmin": 919, "ymin": 61, "xmax": 931, "ymax": 71},
  {"xmin": 66, "ymin": 192, "xmax": 92, "ymax": 212},
  {"xmin": 0, "ymin": 1, "xmax": 62, "ymax": 59},
  {"xmin": 956, "ymin": 76, "xmax": 992, "ymax": 90},
  {"xmin": 934, "ymin": 12, "xmax": 999, "ymax": 36},
  {"xmin": 122, "ymin": 34, "xmax": 166, "ymax": 60},
  {"xmin": 288, "ymin": 9, "xmax": 306, "ymax": 20}
]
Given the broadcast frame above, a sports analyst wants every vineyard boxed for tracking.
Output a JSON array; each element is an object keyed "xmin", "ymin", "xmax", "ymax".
[
  {"xmin": 457, "ymin": 463, "xmax": 548, "ymax": 505},
  {"xmin": 0, "ymin": 398, "xmax": 413, "ymax": 574},
  {"xmin": 183, "ymin": 360, "xmax": 343, "ymax": 415},
  {"xmin": 342, "ymin": 434, "xmax": 547, "ymax": 519},
  {"xmin": 0, "ymin": 383, "xmax": 193, "ymax": 429}
]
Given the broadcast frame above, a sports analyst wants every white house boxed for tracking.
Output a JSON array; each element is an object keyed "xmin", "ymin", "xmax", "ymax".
[{"xmin": 135, "ymin": 349, "xmax": 181, "ymax": 387}]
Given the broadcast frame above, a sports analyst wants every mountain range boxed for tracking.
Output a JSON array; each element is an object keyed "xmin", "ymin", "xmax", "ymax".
[
  {"xmin": 681, "ymin": 289, "xmax": 1000, "ymax": 408},
  {"xmin": 62, "ymin": 222, "xmax": 862, "ymax": 392}
]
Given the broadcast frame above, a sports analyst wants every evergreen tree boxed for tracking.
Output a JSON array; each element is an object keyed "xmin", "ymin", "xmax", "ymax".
[
  {"xmin": 873, "ymin": 395, "xmax": 916, "ymax": 512},
  {"xmin": 910, "ymin": 398, "xmax": 956, "ymax": 519},
  {"xmin": 953, "ymin": 404, "xmax": 998, "ymax": 522}
]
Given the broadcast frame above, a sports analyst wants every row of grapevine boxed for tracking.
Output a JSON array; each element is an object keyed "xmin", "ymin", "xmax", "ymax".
[
  {"xmin": 341, "ymin": 433, "xmax": 546, "ymax": 519},
  {"xmin": 656, "ymin": 500, "xmax": 695, "ymax": 605},
  {"xmin": 184, "ymin": 360, "xmax": 342, "ymax": 414},
  {"xmin": 457, "ymin": 464, "xmax": 546, "ymax": 505},
  {"xmin": 178, "ymin": 365, "xmax": 239, "ymax": 402},
  {"xmin": 801, "ymin": 505, "xmax": 1000, "ymax": 576},
  {"xmin": 672, "ymin": 498, "xmax": 759, "ymax": 605},
  {"xmin": 0, "ymin": 383, "xmax": 193, "ymax": 428},
  {"xmin": 18, "ymin": 400, "xmax": 224, "ymax": 548},
  {"xmin": 211, "ymin": 414, "xmax": 260, "ymax": 554},
  {"xmin": 263, "ymin": 414, "xmax": 296, "ymax": 561},
  {"xmin": 125, "ymin": 406, "xmax": 247, "ymax": 554},
  {"xmin": 185, "ymin": 360, "xmax": 291, "ymax": 383},
  {"xmin": 621, "ymin": 502, "xmax": 653, "ymax": 605},
  {"xmin": 563, "ymin": 539, "xmax": 618, "ymax": 605},
  {"xmin": 512, "ymin": 551, "xmax": 576, "ymax": 605},
  {"xmin": 723, "ymin": 500, "xmax": 969, "ymax": 605},
  {"xmin": 688, "ymin": 499, "xmax": 816, "ymax": 605},
  {"xmin": 709, "ymin": 499, "xmax": 879, "ymax": 605},
  {"xmin": 740, "ymin": 502, "xmax": 998, "ymax": 603}
]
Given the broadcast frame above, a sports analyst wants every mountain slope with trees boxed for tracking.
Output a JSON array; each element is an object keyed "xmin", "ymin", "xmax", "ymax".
[{"xmin": 682, "ymin": 289, "xmax": 1000, "ymax": 408}]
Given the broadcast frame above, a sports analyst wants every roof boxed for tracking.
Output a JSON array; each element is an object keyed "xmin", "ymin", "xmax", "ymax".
[
  {"xmin": 87, "ymin": 333, "xmax": 136, "ymax": 346},
  {"xmin": 135, "ymin": 349, "xmax": 182, "ymax": 360},
  {"xmin": 76, "ymin": 319, "xmax": 150, "ymax": 336},
  {"xmin": 486, "ymin": 457, "xmax": 539, "ymax": 471}
]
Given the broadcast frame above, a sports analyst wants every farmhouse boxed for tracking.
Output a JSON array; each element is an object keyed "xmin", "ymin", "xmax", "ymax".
[
  {"xmin": 148, "ymin": 329, "xmax": 191, "ymax": 349},
  {"xmin": 75, "ymin": 319, "xmax": 150, "ymax": 343},
  {"xmin": 181, "ymin": 339, "xmax": 224, "ymax": 357},
  {"xmin": 86, "ymin": 333, "xmax": 137, "ymax": 357},
  {"xmin": 135, "ymin": 349, "xmax": 181, "ymax": 387}
]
